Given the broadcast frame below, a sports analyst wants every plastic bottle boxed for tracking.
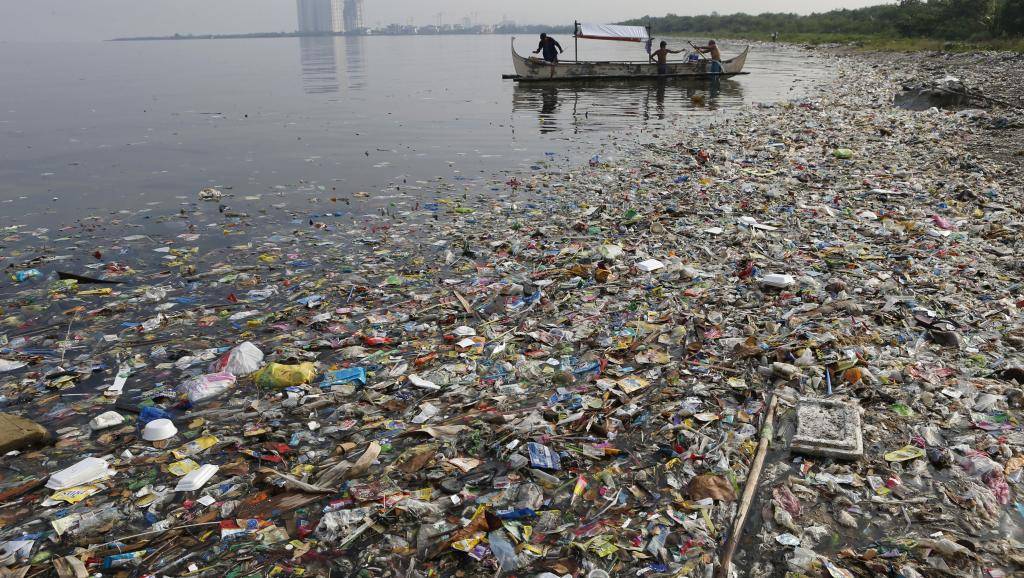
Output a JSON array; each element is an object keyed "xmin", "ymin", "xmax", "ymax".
[
  {"xmin": 12, "ymin": 269, "xmax": 41, "ymax": 283},
  {"xmin": 70, "ymin": 507, "xmax": 123, "ymax": 538}
]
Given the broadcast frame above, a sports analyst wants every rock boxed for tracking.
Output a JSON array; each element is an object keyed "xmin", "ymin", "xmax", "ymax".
[
  {"xmin": 0, "ymin": 413, "xmax": 50, "ymax": 453},
  {"xmin": 804, "ymin": 525, "xmax": 831, "ymax": 545},
  {"xmin": 895, "ymin": 76, "xmax": 972, "ymax": 111},
  {"xmin": 772, "ymin": 362, "xmax": 802, "ymax": 379},
  {"xmin": 774, "ymin": 508, "xmax": 800, "ymax": 534},
  {"xmin": 836, "ymin": 510, "xmax": 858, "ymax": 528}
]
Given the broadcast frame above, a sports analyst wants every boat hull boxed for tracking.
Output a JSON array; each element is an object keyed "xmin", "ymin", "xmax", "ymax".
[{"xmin": 510, "ymin": 40, "xmax": 749, "ymax": 81}]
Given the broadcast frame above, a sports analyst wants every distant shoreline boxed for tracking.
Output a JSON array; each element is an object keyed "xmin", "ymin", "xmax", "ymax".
[{"xmin": 109, "ymin": 28, "xmax": 572, "ymax": 42}]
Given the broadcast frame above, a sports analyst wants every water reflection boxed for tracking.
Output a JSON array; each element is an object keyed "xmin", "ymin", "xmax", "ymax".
[
  {"xmin": 343, "ymin": 36, "xmax": 366, "ymax": 90},
  {"xmin": 512, "ymin": 77, "xmax": 743, "ymax": 134},
  {"xmin": 299, "ymin": 36, "xmax": 339, "ymax": 94}
]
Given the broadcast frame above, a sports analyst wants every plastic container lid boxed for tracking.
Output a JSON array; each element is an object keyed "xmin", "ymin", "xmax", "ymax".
[
  {"xmin": 142, "ymin": 418, "xmax": 178, "ymax": 441},
  {"xmin": 636, "ymin": 259, "xmax": 665, "ymax": 272},
  {"xmin": 175, "ymin": 464, "xmax": 219, "ymax": 492},
  {"xmin": 89, "ymin": 410, "xmax": 125, "ymax": 431},
  {"xmin": 46, "ymin": 457, "xmax": 113, "ymax": 490},
  {"xmin": 762, "ymin": 273, "xmax": 796, "ymax": 288}
]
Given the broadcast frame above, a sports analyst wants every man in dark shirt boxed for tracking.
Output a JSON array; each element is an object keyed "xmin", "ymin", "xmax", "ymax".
[{"xmin": 533, "ymin": 33, "xmax": 564, "ymax": 63}]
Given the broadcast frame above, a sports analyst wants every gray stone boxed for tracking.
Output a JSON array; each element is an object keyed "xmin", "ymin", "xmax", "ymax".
[
  {"xmin": 790, "ymin": 397, "xmax": 863, "ymax": 460},
  {"xmin": 894, "ymin": 76, "xmax": 972, "ymax": 111}
]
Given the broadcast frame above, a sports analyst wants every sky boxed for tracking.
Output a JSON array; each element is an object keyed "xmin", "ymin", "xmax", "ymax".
[{"xmin": 0, "ymin": 0, "xmax": 893, "ymax": 42}]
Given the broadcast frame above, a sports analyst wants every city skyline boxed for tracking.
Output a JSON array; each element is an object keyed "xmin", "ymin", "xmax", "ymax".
[
  {"xmin": 1, "ymin": 1, "xmax": 895, "ymax": 42},
  {"xmin": 296, "ymin": 0, "xmax": 363, "ymax": 34}
]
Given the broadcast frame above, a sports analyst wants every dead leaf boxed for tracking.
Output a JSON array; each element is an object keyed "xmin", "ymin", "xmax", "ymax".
[
  {"xmin": 396, "ymin": 443, "xmax": 438, "ymax": 474},
  {"xmin": 403, "ymin": 425, "xmax": 469, "ymax": 440},
  {"xmin": 346, "ymin": 441, "xmax": 381, "ymax": 481}
]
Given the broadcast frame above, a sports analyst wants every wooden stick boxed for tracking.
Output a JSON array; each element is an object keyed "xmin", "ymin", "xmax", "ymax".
[
  {"xmin": 716, "ymin": 394, "xmax": 778, "ymax": 578},
  {"xmin": 452, "ymin": 290, "xmax": 480, "ymax": 320}
]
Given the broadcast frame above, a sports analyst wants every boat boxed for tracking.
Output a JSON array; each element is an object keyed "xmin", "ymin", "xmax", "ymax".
[{"xmin": 507, "ymin": 22, "xmax": 749, "ymax": 82}]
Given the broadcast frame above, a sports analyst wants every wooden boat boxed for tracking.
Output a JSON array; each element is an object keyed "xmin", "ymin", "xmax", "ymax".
[{"xmin": 507, "ymin": 23, "xmax": 749, "ymax": 82}]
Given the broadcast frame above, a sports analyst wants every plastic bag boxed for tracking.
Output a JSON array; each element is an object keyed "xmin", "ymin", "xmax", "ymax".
[
  {"xmin": 209, "ymin": 341, "xmax": 264, "ymax": 376},
  {"xmin": 178, "ymin": 371, "xmax": 237, "ymax": 404},
  {"xmin": 252, "ymin": 362, "xmax": 317, "ymax": 388},
  {"xmin": 488, "ymin": 530, "xmax": 519, "ymax": 572},
  {"xmin": 883, "ymin": 445, "xmax": 925, "ymax": 462}
]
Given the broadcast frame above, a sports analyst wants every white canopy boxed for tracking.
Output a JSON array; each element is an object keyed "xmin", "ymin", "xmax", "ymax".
[{"xmin": 575, "ymin": 23, "xmax": 650, "ymax": 42}]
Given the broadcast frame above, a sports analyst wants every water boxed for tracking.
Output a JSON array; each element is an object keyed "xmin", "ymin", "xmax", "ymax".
[{"xmin": 0, "ymin": 36, "xmax": 832, "ymax": 228}]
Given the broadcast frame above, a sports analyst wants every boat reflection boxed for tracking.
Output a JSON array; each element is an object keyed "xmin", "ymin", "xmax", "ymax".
[{"xmin": 512, "ymin": 77, "xmax": 744, "ymax": 134}]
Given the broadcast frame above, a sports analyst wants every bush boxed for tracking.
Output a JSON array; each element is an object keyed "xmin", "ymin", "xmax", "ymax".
[{"xmin": 625, "ymin": 0, "xmax": 1024, "ymax": 41}]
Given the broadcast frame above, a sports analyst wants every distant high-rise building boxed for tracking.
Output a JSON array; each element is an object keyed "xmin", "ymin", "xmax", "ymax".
[
  {"xmin": 331, "ymin": 0, "xmax": 344, "ymax": 33},
  {"xmin": 297, "ymin": 0, "xmax": 344, "ymax": 33},
  {"xmin": 343, "ymin": 0, "xmax": 364, "ymax": 32}
]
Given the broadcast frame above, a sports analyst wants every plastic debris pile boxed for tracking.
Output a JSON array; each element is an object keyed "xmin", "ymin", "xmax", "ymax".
[{"xmin": 0, "ymin": 52, "xmax": 1021, "ymax": 577}]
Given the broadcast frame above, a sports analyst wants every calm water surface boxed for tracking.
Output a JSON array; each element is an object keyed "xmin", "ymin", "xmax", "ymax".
[{"xmin": 0, "ymin": 36, "xmax": 833, "ymax": 227}]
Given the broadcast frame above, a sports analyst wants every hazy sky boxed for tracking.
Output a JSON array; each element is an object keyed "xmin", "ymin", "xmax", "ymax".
[{"xmin": 1, "ymin": 0, "xmax": 893, "ymax": 42}]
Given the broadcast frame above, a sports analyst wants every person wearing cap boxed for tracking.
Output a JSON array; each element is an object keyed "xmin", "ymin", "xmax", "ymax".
[{"xmin": 695, "ymin": 40, "xmax": 723, "ymax": 73}]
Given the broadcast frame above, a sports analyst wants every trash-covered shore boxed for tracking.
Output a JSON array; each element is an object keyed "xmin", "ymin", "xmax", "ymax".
[{"xmin": 0, "ymin": 50, "xmax": 1022, "ymax": 577}]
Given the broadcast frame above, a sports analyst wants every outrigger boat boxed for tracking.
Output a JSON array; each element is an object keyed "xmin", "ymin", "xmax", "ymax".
[{"xmin": 506, "ymin": 22, "xmax": 749, "ymax": 82}]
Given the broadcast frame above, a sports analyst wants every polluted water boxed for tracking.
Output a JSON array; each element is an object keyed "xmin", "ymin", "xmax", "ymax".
[{"xmin": 0, "ymin": 47, "xmax": 1022, "ymax": 578}]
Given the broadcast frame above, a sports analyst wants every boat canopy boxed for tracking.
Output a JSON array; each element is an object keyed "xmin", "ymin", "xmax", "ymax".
[{"xmin": 575, "ymin": 23, "xmax": 650, "ymax": 42}]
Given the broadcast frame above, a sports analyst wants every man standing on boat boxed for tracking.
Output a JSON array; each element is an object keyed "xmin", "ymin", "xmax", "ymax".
[
  {"xmin": 694, "ymin": 40, "xmax": 723, "ymax": 73},
  {"xmin": 534, "ymin": 33, "xmax": 564, "ymax": 64},
  {"xmin": 649, "ymin": 41, "xmax": 683, "ymax": 75}
]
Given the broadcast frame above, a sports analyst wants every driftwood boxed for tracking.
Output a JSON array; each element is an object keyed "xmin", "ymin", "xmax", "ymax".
[{"xmin": 717, "ymin": 394, "xmax": 779, "ymax": 578}]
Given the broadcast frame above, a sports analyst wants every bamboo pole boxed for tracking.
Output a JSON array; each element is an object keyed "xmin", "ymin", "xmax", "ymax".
[
  {"xmin": 574, "ymin": 21, "xmax": 579, "ymax": 62},
  {"xmin": 716, "ymin": 394, "xmax": 779, "ymax": 578}
]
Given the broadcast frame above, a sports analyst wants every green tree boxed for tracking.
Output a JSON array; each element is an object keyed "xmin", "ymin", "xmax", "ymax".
[{"xmin": 996, "ymin": 0, "xmax": 1024, "ymax": 35}]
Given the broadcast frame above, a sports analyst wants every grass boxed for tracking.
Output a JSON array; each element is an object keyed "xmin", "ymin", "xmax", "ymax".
[{"xmin": 665, "ymin": 31, "xmax": 1024, "ymax": 52}]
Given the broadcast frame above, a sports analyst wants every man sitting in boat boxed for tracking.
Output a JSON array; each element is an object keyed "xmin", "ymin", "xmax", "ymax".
[
  {"xmin": 533, "ymin": 33, "xmax": 564, "ymax": 64},
  {"xmin": 694, "ymin": 40, "xmax": 723, "ymax": 73},
  {"xmin": 649, "ymin": 41, "xmax": 684, "ymax": 75}
]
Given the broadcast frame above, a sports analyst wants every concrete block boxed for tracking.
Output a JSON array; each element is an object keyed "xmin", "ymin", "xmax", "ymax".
[
  {"xmin": 790, "ymin": 397, "xmax": 863, "ymax": 460},
  {"xmin": 0, "ymin": 413, "xmax": 50, "ymax": 453}
]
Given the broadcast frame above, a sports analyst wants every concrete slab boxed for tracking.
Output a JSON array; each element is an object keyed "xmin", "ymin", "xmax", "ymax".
[
  {"xmin": 0, "ymin": 413, "xmax": 50, "ymax": 453},
  {"xmin": 790, "ymin": 397, "xmax": 863, "ymax": 460}
]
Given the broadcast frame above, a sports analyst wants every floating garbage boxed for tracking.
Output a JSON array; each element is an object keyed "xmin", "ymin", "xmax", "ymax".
[
  {"xmin": 197, "ymin": 187, "xmax": 223, "ymax": 201},
  {"xmin": 0, "ymin": 48, "xmax": 1019, "ymax": 578}
]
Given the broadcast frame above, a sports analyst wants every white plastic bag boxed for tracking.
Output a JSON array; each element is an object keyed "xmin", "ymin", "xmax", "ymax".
[
  {"xmin": 178, "ymin": 372, "xmax": 237, "ymax": 404},
  {"xmin": 209, "ymin": 342, "xmax": 264, "ymax": 376}
]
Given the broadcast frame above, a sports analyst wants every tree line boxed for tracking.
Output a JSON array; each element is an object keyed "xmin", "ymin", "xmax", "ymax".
[{"xmin": 622, "ymin": 0, "xmax": 1024, "ymax": 40}]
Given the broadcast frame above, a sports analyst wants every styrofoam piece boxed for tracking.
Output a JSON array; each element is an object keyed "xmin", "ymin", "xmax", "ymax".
[
  {"xmin": 46, "ymin": 457, "xmax": 114, "ymax": 490},
  {"xmin": 175, "ymin": 464, "xmax": 219, "ymax": 492}
]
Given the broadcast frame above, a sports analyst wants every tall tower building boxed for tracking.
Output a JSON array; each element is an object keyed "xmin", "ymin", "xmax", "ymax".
[
  {"xmin": 343, "ymin": 0, "xmax": 364, "ymax": 33},
  {"xmin": 297, "ymin": 0, "xmax": 343, "ymax": 33},
  {"xmin": 331, "ymin": 0, "xmax": 345, "ymax": 33}
]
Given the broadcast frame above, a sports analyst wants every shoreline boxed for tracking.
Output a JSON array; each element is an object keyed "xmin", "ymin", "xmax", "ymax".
[{"xmin": 0, "ymin": 49, "xmax": 1022, "ymax": 576}]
